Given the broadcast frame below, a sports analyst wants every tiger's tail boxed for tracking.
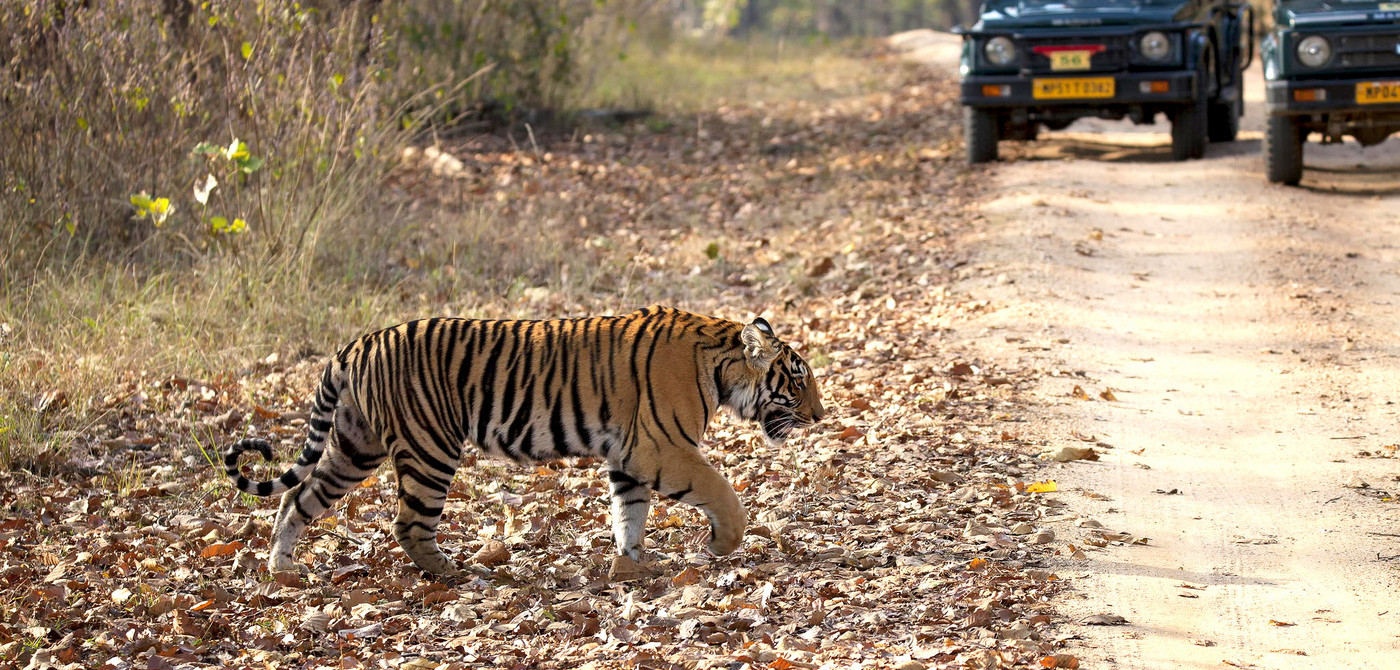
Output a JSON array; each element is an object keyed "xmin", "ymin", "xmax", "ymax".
[{"xmin": 224, "ymin": 361, "xmax": 344, "ymax": 497}]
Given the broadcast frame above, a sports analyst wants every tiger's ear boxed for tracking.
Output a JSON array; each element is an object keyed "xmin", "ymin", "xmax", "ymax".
[{"xmin": 741, "ymin": 318, "xmax": 780, "ymax": 371}]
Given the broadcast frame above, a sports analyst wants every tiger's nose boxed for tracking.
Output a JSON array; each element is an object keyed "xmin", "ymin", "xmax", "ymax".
[{"xmin": 811, "ymin": 399, "xmax": 827, "ymax": 422}]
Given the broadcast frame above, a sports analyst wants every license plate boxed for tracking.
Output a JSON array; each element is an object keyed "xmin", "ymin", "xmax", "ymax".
[
  {"xmin": 1356, "ymin": 81, "xmax": 1400, "ymax": 104},
  {"xmin": 1050, "ymin": 50, "xmax": 1094, "ymax": 71},
  {"xmin": 1033, "ymin": 77, "xmax": 1115, "ymax": 100}
]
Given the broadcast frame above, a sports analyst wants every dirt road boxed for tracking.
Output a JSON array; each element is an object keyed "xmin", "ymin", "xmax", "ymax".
[{"xmin": 897, "ymin": 30, "xmax": 1400, "ymax": 668}]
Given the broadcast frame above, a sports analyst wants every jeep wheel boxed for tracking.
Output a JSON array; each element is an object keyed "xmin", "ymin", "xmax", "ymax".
[
  {"xmin": 965, "ymin": 107, "xmax": 999, "ymax": 164},
  {"xmin": 1207, "ymin": 95, "xmax": 1241, "ymax": 143},
  {"xmin": 1170, "ymin": 98, "xmax": 1208, "ymax": 160},
  {"xmin": 1264, "ymin": 114, "xmax": 1304, "ymax": 185}
]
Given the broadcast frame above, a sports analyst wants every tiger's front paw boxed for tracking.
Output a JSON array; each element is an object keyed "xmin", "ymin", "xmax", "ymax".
[
  {"xmin": 707, "ymin": 533, "xmax": 741, "ymax": 556},
  {"xmin": 706, "ymin": 507, "xmax": 747, "ymax": 556},
  {"xmin": 269, "ymin": 557, "xmax": 310, "ymax": 575}
]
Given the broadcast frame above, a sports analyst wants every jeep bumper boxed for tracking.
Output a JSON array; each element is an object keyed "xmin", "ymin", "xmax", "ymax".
[
  {"xmin": 961, "ymin": 70, "xmax": 1199, "ymax": 107},
  {"xmin": 1265, "ymin": 77, "xmax": 1400, "ymax": 115}
]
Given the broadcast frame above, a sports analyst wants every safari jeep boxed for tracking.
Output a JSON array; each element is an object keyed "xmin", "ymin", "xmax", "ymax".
[
  {"xmin": 956, "ymin": 0, "xmax": 1253, "ymax": 163},
  {"xmin": 1262, "ymin": 0, "xmax": 1400, "ymax": 184}
]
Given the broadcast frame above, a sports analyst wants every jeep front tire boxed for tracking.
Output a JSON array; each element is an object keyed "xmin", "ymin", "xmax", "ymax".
[
  {"xmin": 1264, "ymin": 114, "xmax": 1304, "ymax": 185},
  {"xmin": 965, "ymin": 107, "xmax": 999, "ymax": 164},
  {"xmin": 1170, "ymin": 97, "xmax": 1208, "ymax": 160}
]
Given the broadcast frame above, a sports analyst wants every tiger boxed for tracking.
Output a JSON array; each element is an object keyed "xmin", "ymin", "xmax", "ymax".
[{"xmin": 223, "ymin": 306, "xmax": 825, "ymax": 577}]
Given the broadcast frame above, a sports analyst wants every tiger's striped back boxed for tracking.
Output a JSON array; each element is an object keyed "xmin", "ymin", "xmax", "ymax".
[{"xmin": 342, "ymin": 308, "xmax": 742, "ymax": 462}]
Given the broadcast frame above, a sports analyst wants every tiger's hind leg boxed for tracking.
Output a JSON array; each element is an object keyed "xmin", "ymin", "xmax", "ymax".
[
  {"xmin": 388, "ymin": 438, "xmax": 461, "ymax": 577},
  {"xmin": 268, "ymin": 404, "xmax": 386, "ymax": 574}
]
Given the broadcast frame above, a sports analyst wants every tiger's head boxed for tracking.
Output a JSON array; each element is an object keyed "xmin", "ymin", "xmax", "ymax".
[{"xmin": 728, "ymin": 317, "xmax": 826, "ymax": 445}]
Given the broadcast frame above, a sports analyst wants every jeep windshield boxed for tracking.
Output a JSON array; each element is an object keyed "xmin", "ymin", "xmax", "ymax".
[
  {"xmin": 986, "ymin": 0, "xmax": 1178, "ymax": 8},
  {"xmin": 1275, "ymin": 0, "xmax": 1389, "ymax": 5}
]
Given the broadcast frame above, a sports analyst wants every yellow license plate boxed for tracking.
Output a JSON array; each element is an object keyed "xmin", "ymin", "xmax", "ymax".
[
  {"xmin": 1033, "ymin": 77, "xmax": 1115, "ymax": 100},
  {"xmin": 1050, "ymin": 50, "xmax": 1094, "ymax": 71},
  {"xmin": 1356, "ymin": 81, "xmax": 1400, "ymax": 104}
]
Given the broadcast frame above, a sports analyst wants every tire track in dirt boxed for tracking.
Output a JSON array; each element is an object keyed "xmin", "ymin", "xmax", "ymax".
[{"xmin": 893, "ymin": 27, "xmax": 1400, "ymax": 669}]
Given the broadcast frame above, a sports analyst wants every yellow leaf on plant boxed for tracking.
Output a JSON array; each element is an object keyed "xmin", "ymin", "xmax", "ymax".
[
  {"xmin": 1027, "ymin": 480, "xmax": 1058, "ymax": 493},
  {"xmin": 226, "ymin": 138, "xmax": 247, "ymax": 160}
]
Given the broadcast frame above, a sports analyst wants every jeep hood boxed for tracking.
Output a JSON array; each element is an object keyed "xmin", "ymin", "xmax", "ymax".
[
  {"xmin": 1276, "ymin": 0, "xmax": 1400, "ymax": 27},
  {"xmin": 978, "ymin": 0, "xmax": 1186, "ymax": 27}
]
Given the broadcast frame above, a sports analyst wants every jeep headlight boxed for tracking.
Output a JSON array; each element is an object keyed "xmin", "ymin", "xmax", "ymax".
[
  {"xmin": 1296, "ymin": 35, "xmax": 1331, "ymax": 68},
  {"xmin": 984, "ymin": 37, "xmax": 1016, "ymax": 67},
  {"xmin": 1139, "ymin": 31, "xmax": 1171, "ymax": 61}
]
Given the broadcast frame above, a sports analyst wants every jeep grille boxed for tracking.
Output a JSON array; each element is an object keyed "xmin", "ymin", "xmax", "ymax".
[
  {"xmin": 1336, "ymin": 32, "xmax": 1400, "ymax": 69},
  {"xmin": 1023, "ymin": 35, "xmax": 1130, "ymax": 72}
]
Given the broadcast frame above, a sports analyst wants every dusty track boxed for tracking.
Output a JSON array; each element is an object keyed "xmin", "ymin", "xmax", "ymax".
[{"xmin": 898, "ymin": 30, "xmax": 1400, "ymax": 669}]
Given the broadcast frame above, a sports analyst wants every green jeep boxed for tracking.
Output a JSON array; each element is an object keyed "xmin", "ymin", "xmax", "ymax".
[
  {"xmin": 1262, "ymin": 0, "xmax": 1400, "ymax": 184},
  {"xmin": 957, "ymin": 0, "xmax": 1253, "ymax": 163}
]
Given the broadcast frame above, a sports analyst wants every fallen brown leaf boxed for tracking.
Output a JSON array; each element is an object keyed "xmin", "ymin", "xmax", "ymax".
[
  {"xmin": 1083, "ymin": 613, "xmax": 1129, "ymax": 626},
  {"xmin": 608, "ymin": 555, "xmax": 650, "ymax": 582},
  {"xmin": 671, "ymin": 566, "xmax": 703, "ymax": 587},
  {"xmin": 199, "ymin": 541, "xmax": 244, "ymax": 558},
  {"xmin": 1049, "ymin": 446, "xmax": 1099, "ymax": 462},
  {"xmin": 471, "ymin": 540, "xmax": 511, "ymax": 566}
]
